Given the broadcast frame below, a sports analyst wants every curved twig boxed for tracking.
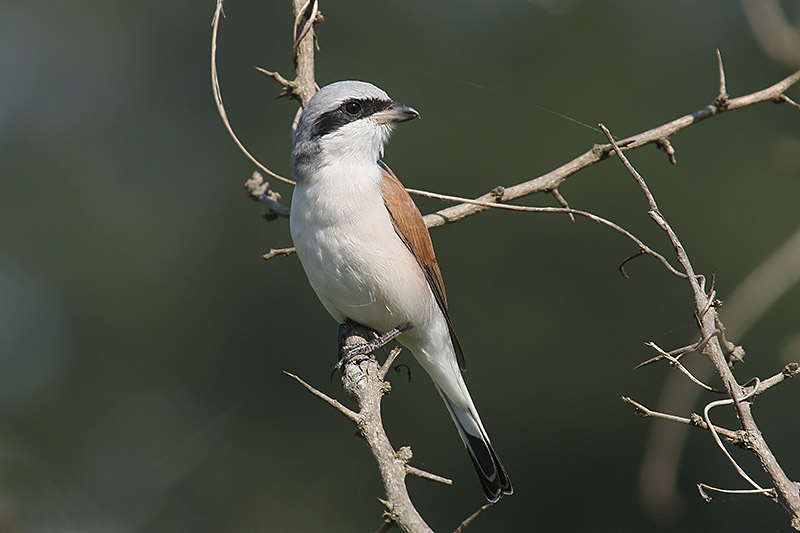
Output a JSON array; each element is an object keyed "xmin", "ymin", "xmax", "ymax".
[{"xmin": 211, "ymin": 0, "xmax": 295, "ymax": 185}]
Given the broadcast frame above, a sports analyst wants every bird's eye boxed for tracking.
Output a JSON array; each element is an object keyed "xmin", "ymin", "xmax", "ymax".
[{"xmin": 343, "ymin": 100, "xmax": 362, "ymax": 115}]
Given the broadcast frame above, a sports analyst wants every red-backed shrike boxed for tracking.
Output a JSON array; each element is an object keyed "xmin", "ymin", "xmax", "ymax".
[{"xmin": 289, "ymin": 80, "xmax": 512, "ymax": 502}]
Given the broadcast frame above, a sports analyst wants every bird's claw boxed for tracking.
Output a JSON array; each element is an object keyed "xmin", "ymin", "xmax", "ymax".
[{"xmin": 331, "ymin": 322, "xmax": 412, "ymax": 377}]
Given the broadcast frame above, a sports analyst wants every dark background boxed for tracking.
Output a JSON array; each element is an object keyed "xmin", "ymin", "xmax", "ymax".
[{"xmin": 2, "ymin": 1, "xmax": 799, "ymax": 531}]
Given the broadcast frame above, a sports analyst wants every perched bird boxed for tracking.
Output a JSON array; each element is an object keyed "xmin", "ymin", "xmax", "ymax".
[{"xmin": 289, "ymin": 80, "xmax": 512, "ymax": 502}]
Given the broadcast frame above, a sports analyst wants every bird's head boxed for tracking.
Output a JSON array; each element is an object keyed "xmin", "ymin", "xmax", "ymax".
[{"xmin": 292, "ymin": 80, "xmax": 420, "ymax": 174}]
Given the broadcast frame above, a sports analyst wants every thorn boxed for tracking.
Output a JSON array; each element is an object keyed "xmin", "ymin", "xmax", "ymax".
[{"xmin": 713, "ymin": 49, "xmax": 729, "ymax": 110}]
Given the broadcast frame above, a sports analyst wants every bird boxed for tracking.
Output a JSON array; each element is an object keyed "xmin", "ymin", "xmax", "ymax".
[{"xmin": 289, "ymin": 80, "xmax": 512, "ymax": 502}]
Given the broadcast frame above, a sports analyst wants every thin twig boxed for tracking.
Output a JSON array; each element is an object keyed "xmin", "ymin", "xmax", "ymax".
[
  {"xmin": 420, "ymin": 67, "xmax": 800, "ymax": 229},
  {"xmin": 698, "ymin": 483, "xmax": 776, "ymax": 502},
  {"xmin": 551, "ymin": 188, "xmax": 575, "ymax": 221},
  {"xmin": 211, "ymin": 0, "xmax": 295, "ymax": 185},
  {"xmin": 406, "ymin": 466, "xmax": 453, "ymax": 485},
  {"xmin": 379, "ymin": 347, "xmax": 403, "ymax": 380},
  {"xmin": 282, "ymin": 370, "xmax": 360, "ymax": 423},
  {"xmin": 621, "ymin": 396, "xmax": 740, "ymax": 442},
  {"xmin": 453, "ymin": 503, "xmax": 493, "ymax": 533},
  {"xmin": 703, "ymin": 393, "xmax": 765, "ymax": 492},
  {"xmin": 263, "ymin": 247, "xmax": 296, "ymax": 260},
  {"xmin": 600, "ymin": 123, "xmax": 707, "ymax": 295},
  {"xmin": 408, "ymin": 187, "xmax": 688, "ymax": 280},
  {"xmin": 751, "ymin": 363, "xmax": 800, "ymax": 396},
  {"xmin": 780, "ymin": 94, "xmax": 800, "ymax": 110},
  {"xmin": 634, "ymin": 331, "xmax": 719, "ymax": 369},
  {"xmin": 644, "ymin": 342, "xmax": 725, "ymax": 393}
]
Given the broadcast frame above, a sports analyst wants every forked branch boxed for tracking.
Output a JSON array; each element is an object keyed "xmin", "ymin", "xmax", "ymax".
[{"xmin": 605, "ymin": 126, "xmax": 800, "ymax": 529}]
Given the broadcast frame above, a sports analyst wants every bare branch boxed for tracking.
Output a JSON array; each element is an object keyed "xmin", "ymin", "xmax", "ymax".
[
  {"xmin": 289, "ymin": 0, "xmax": 321, "ymax": 106},
  {"xmin": 379, "ymin": 347, "xmax": 403, "ymax": 380},
  {"xmin": 282, "ymin": 370, "xmax": 359, "ymax": 423},
  {"xmin": 406, "ymin": 465, "xmax": 453, "ymax": 485},
  {"xmin": 245, "ymin": 172, "xmax": 291, "ymax": 220},
  {"xmin": 339, "ymin": 349, "xmax": 436, "ymax": 533},
  {"xmin": 639, "ymin": 226, "xmax": 800, "ymax": 517},
  {"xmin": 698, "ymin": 483, "xmax": 775, "ymax": 502},
  {"xmin": 781, "ymin": 94, "xmax": 800, "ymax": 110},
  {"xmin": 421, "ymin": 67, "xmax": 800, "ymax": 229},
  {"xmin": 606, "ymin": 127, "xmax": 800, "ymax": 528},
  {"xmin": 453, "ymin": 503, "xmax": 493, "ymax": 533},
  {"xmin": 702, "ymin": 394, "xmax": 766, "ymax": 492},
  {"xmin": 621, "ymin": 396, "xmax": 740, "ymax": 442},
  {"xmin": 409, "ymin": 187, "xmax": 688, "ymax": 280},
  {"xmin": 634, "ymin": 331, "xmax": 719, "ymax": 370},
  {"xmin": 643, "ymin": 342, "xmax": 725, "ymax": 393},
  {"xmin": 752, "ymin": 363, "xmax": 800, "ymax": 395},
  {"xmin": 263, "ymin": 247, "xmax": 296, "ymax": 260}
]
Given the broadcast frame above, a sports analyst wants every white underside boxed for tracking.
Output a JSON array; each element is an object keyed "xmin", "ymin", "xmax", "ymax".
[{"xmin": 290, "ymin": 161, "xmax": 475, "ymax": 410}]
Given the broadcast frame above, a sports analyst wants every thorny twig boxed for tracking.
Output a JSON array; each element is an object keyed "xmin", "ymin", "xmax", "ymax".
[{"xmin": 604, "ymin": 122, "xmax": 800, "ymax": 529}]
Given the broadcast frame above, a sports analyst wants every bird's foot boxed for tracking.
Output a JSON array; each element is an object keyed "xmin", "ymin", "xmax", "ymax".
[{"xmin": 333, "ymin": 321, "xmax": 412, "ymax": 375}]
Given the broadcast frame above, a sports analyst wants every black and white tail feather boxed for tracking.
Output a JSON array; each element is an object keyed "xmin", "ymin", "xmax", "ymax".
[{"xmin": 437, "ymin": 386, "xmax": 513, "ymax": 502}]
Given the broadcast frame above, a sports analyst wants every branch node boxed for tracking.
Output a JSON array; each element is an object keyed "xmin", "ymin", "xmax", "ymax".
[
  {"xmin": 656, "ymin": 137, "xmax": 678, "ymax": 165},
  {"xmin": 255, "ymin": 66, "xmax": 299, "ymax": 100},
  {"xmin": 395, "ymin": 446, "xmax": 413, "ymax": 464},
  {"xmin": 245, "ymin": 171, "xmax": 291, "ymax": 220},
  {"xmin": 592, "ymin": 143, "xmax": 611, "ymax": 159},
  {"xmin": 690, "ymin": 412, "xmax": 704, "ymax": 427},
  {"xmin": 620, "ymin": 396, "xmax": 648, "ymax": 417},
  {"xmin": 490, "ymin": 186, "xmax": 505, "ymax": 201}
]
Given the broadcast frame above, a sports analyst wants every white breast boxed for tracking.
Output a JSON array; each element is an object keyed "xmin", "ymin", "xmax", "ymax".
[{"xmin": 290, "ymin": 163, "xmax": 433, "ymax": 334}]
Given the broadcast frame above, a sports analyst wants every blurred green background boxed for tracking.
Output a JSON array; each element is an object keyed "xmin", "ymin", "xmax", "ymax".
[{"xmin": 2, "ymin": 0, "xmax": 799, "ymax": 531}]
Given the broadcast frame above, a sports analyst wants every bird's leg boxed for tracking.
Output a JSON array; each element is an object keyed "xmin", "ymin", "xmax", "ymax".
[
  {"xmin": 334, "ymin": 321, "xmax": 412, "ymax": 374},
  {"xmin": 336, "ymin": 318, "xmax": 360, "ymax": 356}
]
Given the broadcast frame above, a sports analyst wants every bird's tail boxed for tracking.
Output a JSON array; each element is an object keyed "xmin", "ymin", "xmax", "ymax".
[{"xmin": 436, "ymin": 385, "xmax": 513, "ymax": 502}]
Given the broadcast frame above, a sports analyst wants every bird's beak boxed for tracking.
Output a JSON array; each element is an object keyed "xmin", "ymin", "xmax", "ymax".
[{"xmin": 373, "ymin": 102, "xmax": 420, "ymax": 125}]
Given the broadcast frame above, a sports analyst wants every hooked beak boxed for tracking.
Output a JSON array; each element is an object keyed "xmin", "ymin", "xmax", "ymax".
[{"xmin": 373, "ymin": 102, "xmax": 420, "ymax": 125}]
